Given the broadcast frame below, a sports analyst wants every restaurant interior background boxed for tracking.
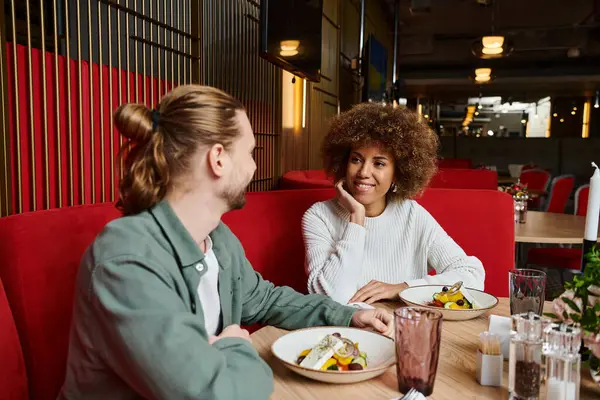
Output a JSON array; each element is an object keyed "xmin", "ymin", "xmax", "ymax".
[{"xmin": 1, "ymin": 0, "xmax": 600, "ymax": 216}]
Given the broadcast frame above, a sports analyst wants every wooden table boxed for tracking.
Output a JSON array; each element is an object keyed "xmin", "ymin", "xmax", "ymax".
[
  {"xmin": 251, "ymin": 299, "xmax": 600, "ymax": 399},
  {"xmin": 515, "ymin": 211, "xmax": 592, "ymax": 244}
]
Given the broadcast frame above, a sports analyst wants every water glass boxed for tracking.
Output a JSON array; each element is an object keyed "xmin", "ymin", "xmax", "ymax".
[
  {"xmin": 509, "ymin": 269, "xmax": 546, "ymax": 316},
  {"xmin": 394, "ymin": 307, "xmax": 443, "ymax": 396}
]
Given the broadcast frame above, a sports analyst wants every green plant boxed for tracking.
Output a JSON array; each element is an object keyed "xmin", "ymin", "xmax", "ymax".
[{"xmin": 545, "ymin": 245, "xmax": 600, "ymax": 336}]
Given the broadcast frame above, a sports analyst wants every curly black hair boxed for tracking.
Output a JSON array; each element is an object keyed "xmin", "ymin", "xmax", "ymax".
[{"xmin": 322, "ymin": 103, "xmax": 439, "ymax": 200}]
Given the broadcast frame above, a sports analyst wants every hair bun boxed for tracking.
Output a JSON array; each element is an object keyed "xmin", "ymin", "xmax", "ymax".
[{"xmin": 114, "ymin": 103, "xmax": 154, "ymax": 144}]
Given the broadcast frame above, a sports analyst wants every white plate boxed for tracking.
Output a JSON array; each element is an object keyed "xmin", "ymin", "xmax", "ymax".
[
  {"xmin": 399, "ymin": 285, "xmax": 499, "ymax": 321},
  {"xmin": 271, "ymin": 326, "xmax": 396, "ymax": 384}
]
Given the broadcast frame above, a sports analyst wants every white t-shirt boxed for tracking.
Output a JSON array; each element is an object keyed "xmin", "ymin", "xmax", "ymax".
[{"xmin": 197, "ymin": 236, "xmax": 222, "ymax": 336}]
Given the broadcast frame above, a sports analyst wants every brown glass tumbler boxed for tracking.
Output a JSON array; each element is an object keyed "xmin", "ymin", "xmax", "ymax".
[{"xmin": 394, "ymin": 307, "xmax": 443, "ymax": 396}]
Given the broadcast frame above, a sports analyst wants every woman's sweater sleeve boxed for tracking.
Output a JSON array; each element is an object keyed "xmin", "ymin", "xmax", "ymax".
[
  {"xmin": 405, "ymin": 204, "xmax": 486, "ymax": 290},
  {"xmin": 301, "ymin": 204, "xmax": 366, "ymax": 304}
]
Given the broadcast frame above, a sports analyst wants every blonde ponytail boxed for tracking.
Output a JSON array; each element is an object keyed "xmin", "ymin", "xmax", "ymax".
[{"xmin": 114, "ymin": 85, "xmax": 245, "ymax": 215}]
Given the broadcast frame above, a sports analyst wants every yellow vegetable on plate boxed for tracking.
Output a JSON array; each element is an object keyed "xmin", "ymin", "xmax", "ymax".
[
  {"xmin": 299, "ymin": 349, "xmax": 311, "ymax": 357},
  {"xmin": 447, "ymin": 292, "xmax": 464, "ymax": 302},
  {"xmin": 321, "ymin": 358, "xmax": 337, "ymax": 371},
  {"xmin": 333, "ymin": 353, "xmax": 354, "ymax": 365}
]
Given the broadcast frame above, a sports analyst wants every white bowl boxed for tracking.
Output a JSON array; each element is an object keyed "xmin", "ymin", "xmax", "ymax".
[
  {"xmin": 271, "ymin": 326, "xmax": 396, "ymax": 384},
  {"xmin": 400, "ymin": 285, "xmax": 499, "ymax": 321}
]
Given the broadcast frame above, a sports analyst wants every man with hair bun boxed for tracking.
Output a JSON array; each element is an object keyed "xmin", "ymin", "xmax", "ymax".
[{"xmin": 59, "ymin": 85, "xmax": 392, "ymax": 400}]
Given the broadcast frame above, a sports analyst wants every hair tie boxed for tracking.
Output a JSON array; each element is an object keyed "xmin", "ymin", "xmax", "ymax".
[{"xmin": 151, "ymin": 109, "xmax": 161, "ymax": 131}]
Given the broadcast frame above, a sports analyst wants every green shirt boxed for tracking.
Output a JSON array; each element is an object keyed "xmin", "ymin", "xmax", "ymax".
[{"xmin": 59, "ymin": 199, "xmax": 356, "ymax": 400}]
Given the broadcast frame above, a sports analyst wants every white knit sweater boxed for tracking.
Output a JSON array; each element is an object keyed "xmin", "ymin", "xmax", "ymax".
[{"xmin": 301, "ymin": 199, "xmax": 485, "ymax": 304}]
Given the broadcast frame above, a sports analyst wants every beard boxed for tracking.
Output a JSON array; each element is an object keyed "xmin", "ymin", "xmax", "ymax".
[{"xmin": 221, "ymin": 179, "xmax": 249, "ymax": 211}]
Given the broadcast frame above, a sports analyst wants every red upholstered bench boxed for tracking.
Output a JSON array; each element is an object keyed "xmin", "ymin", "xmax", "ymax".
[
  {"xmin": 0, "ymin": 190, "xmax": 334, "ymax": 399},
  {"xmin": 415, "ymin": 189, "xmax": 514, "ymax": 297},
  {"xmin": 0, "ymin": 188, "xmax": 514, "ymax": 399},
  {"xmin": 429, "ymin": 168, "xmax": 498, "ymax": 190},
  {"xmin": 0, "ymin": 278, "xmax": 28, "ymax": 399},
  {"xmin": 280, "ymin": 170, "xmax": 334, "ymax": 189},
  {"xmin": 222, "ymin": 189, "xmax": 335, "ymax": 293},
  {"xmin": 0, "ymin": 203, "xmax": 121, "ymax": 400}
]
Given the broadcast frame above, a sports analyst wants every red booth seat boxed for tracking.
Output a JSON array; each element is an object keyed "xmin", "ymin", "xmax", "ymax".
[
  {"xmin": 429, "ymin": 168, "xmax": 498, "ymax": 190},
  {"xmin": 0, "ymin": 278, "xmax": 28, "ymax": 400},
  {"xmin": 0, "ymin": 188, "xmax": 514, "ymax": 399},
  {"xmin": 280, "ymin": 170, "xmax": 333, "ymax": 189}
]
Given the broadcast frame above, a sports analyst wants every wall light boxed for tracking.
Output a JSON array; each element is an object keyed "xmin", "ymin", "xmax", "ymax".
[
  {"xmin": 280, "ymin": 50, "xmax": 298, "ymax": 57},
  {"xmin": 595, "ymin": 90, "xmax": 599, "ymax": 109},
  {"xmin": 280, "ymin": 40, "xmax": 300, "ymax": 57},
  {"xmin": 302, "ymin": 79, "xmax": 307, "ymax": 128},
  {"xmin": 582, "ymin": 99, "xmax": 591, "ymax": 138},
  {"xmin": 280, "ymin": 40, "xmax": 299, "ymax": 51}
]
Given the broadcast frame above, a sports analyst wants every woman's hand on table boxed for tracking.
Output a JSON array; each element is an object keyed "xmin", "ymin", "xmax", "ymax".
[
  {"xmin": 208, "ymin": 324, "xmax": 252, "ymax": 345},
  {"xmin": 349, "ymin": 280, "xmax": 409, "ymax": 304},
  {"xmin": 350, "ymin": 308, "xmax": 394, "ymax": 334}
]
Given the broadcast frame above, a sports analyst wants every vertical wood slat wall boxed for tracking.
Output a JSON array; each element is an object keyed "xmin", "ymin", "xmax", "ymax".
[
  {"xmin": 0, "ymin": 0, "xmax": 196, "ymax": 216},
  {"xmin": 308, "ymin": 0, "xmax": 340, "ymax": 170},
  {"xmin": 200, "ymin": 0, "xmax": 282, "ymax": 192}
]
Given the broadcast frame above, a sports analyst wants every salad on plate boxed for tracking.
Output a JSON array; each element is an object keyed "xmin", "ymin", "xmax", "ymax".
[
  {"xmin": 296, "ymin": 333, "xmax": 368, "ymax": 371},
  {"xmin": 426, "ymin": 281, "xmax": 478, "ymax": 310}
]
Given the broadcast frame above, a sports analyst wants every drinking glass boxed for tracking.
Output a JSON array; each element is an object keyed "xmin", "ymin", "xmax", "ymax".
[
  {"xmin": 394, "ymin": 307, "xmax": 443, "ymax": 396},
  {"xmin": 509, "ymin": 269, "xmax": 546, "ymax": 316}
]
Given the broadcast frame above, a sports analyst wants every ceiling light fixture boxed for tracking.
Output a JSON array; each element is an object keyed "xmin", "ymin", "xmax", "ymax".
[
  {"xmin": 482, "ymin": 36, "xmax": 504, "ymax": 49},
  {"xmin": 472, "ymin": 38, "xmax": 514, "ymax": 59},
  {"xmin": 475, "ymin": 68, "xmax": 492, "ymax": 76},
  {"xmin": 482, "ymin": 47, "xmax": 503, "ymax": 55},
  {"xmin": 475, "ymin": 75, "xmax": 491, "ymax": 83}
]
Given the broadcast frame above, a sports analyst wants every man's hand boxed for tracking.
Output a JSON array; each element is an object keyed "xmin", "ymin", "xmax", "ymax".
[
  {"xmin": 208, "ymin": 324, "xmax": 252, "ymax": 345},
  {"xmin": 349, "ymin": 280, "xmax": 409, "ymax": 304},
  {"xmin": 350, "ymin": 308, "xmax": 394, "ymax": 334}
]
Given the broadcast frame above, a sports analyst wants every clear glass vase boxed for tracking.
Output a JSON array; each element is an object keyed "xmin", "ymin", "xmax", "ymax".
[{"xmin": 514, "ymin": 197, "xmax": 528, "ymax": 224}]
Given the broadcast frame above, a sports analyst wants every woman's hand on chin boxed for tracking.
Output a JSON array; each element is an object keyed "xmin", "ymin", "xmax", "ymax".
[
  {"xmin": 335, "ymin": 180, "xmax": 365, "ymax": 225},
  {"xmin": 349, "ymin": 281, "xmax": 409, "ymax": 304}
]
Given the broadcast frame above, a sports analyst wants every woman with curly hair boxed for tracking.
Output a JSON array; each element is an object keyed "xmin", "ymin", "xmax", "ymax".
[{"xmin": 302, "ymin": 103, "xmax": 485, "ymax": 305}]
